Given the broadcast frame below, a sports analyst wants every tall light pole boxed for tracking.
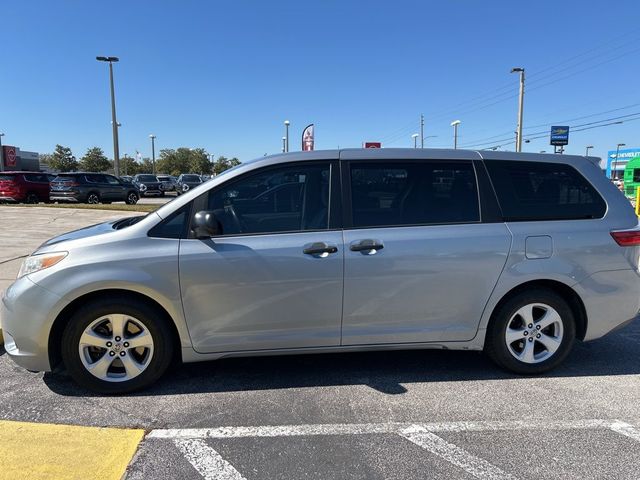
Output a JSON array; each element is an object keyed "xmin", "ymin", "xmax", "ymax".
[
  {"xmin": 420, "ymin": 114, "xmax": 424, "ymax": 148},
  {"xmin": 0, "ymin": 132, "xmax": 4, "ymax": 172},
  {"xmin": 96, "ymin": 56, "xmax": 121, "ymax": 176},
  {"xmin": 511, "ymin": 67, "xmax": 525, "ymax": 152},
  {"xmin": 450, "ymin": 120, "xmax": 461, "ymax": 149},
  {"xmin": 281, "ymin": 137, "xmax": 286, "ymax": 153},
  {"xmin": 613, "ymin": 143, "xmax": 626, "ymax": 180},
  {"xmin": 149, "ymin": 134, "xmax": 156, "ymax": 175},
  {"xmin": 411, "ymin": 133, "xmax": 419, "ymax": 149},
  {"xmin": 585, "ymin": 145, "xmax": 594, "ymax": 157},
  {"xmin": 284, "ymin": 120, "xmax": 290, "ymax": 152}
]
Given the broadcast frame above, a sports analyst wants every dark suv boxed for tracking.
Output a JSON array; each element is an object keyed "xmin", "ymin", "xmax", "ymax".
[
  {"xmin": 50, "ymin": 173, "xmax": 139, "ymax": 204},
  {"xmin": 176, "ymin": 173, "xmax": 203, "ymax": 195},
  {"xmin": 133, "ymin": 174, "xmax": 164, "ymax": 197},
  {"xmin": 0, "ymin": 172, "xmax": 55, "ymax": 204}
]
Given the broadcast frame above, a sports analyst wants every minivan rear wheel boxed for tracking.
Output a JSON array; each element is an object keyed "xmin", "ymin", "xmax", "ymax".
[
  {"xmin": 485, "ymin": 289, "xmax": 575, "ymax": 374},
  {"xmin": 61, "ymin": 297, "xmax": 174, "ymax": 394}
]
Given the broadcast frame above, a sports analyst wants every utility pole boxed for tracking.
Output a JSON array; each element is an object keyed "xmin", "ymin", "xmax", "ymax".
[
  {"xmin": 420, "ymin": 114, "xmax": 424, "ymax": 148},
  {"xmin": 412, "ymin": 133, "xmax": 419, "ymax": 148},
  {"xmin": 511, "ymin": 67, "xmax": 525, "ymax": 152}
]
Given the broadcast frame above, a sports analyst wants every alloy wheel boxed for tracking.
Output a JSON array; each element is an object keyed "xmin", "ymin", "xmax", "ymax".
[
  {"xmin": 78, "ymin": 314, "xmax": 155, "ymax": 382},
  {"xmin": 504, "ymin": 303, "xmax": 564, "ymax": 364}
]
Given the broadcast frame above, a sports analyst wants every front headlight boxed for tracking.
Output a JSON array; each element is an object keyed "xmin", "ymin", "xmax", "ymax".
[
  {"xmin": 182, "ymin": 184, "xmax": 189, "ymax": 191},
  {"xmin": 17, "ymin": 252, "xmax": 68, "ymax": 279},
  {"xmin": 139, "ymin": 184, "xmax": 148, "ymax": 191}
]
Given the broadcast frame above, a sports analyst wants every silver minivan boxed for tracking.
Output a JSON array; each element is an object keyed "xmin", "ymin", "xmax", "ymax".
[{"xmin": 3, "ymin": 148, "xmax": 640, "ymax": 393}]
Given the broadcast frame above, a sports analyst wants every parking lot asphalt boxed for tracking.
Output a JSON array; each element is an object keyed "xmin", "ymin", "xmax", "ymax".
[{"xmin": 1, "ymin": 206, "xmax": 640, "ymax": 479}]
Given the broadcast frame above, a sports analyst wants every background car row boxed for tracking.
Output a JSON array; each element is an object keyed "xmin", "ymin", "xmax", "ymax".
[{"xmin": 0, "ymin": 171, "xmax": 204, "ymax": 204}]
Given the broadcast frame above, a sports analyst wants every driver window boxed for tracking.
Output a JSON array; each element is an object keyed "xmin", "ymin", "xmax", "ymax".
[{"xmin": 206, "ymin": 163, "xmax": 330, "ymax": 235}]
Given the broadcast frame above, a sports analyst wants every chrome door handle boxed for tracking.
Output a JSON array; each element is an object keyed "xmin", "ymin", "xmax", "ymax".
[
  {"xmin": 303, "ymin": 242, "xmax": 338, "ymax": 255},
  {"xmin": 350, "ymin": 239, "xmax": 384, "ymax": 252}
]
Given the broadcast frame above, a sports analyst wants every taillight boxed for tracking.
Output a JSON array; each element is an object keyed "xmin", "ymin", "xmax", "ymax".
[{"xmin": 610, "ymin": 230, "xmax": 640, "ymax": 246}]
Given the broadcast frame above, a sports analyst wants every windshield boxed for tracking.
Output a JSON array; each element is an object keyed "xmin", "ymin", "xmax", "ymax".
[
  {"xmin": 137, "ymin": 175, "xmax": 158, "ymax": 182},
  {"xmin": 182, "ymin": 175, "xmax": 201, "ymax": 182}
]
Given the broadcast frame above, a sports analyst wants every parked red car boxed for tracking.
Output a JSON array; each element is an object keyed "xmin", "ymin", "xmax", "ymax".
[{"xmin": 0, "ymin": 171, "xmax": 55, "ymax": 203}]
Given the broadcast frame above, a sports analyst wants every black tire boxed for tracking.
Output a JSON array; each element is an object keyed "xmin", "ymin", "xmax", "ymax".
[
  {"xmin": 160, "ymin": 191, "xmax": 165, "ymax": 197},
  {"xmin": 484, "ymin": 288, "xmax": 575, "ymax": 375},
  {"xmin": 61, "ymin": 297, "xmax": 174, "ymax": 394},
  {"xmin": 86, "ymin": 192, "xmax": 100, "ymax": 204},
  {"xmin": 25, "ymin": 192, "xmax": 39, "ymax": 204},
  {"xmin": 125, "ymin": 191, "xmax": 139, "ymax": 205}
]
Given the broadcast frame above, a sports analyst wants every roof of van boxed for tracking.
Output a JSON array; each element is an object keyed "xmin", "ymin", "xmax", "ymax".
[{"xmin": 257, "ymin": 148, "xmax": 599, "ymax": 165}]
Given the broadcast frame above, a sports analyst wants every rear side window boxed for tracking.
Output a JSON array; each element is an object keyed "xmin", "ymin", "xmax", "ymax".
[
  {"xmin": 85, "ymin": 174, "xmax": 105, "ymax": 183},
  {"xmin": 485, "ymin": 160, "xmax": 606, "ymax": 221},
  {"xmin": 0, "ymin": 174, "xmax": 16, "ymax": 181},
  {"xmin": 350, "ymin": 161, "xmax": 479, "ymax": 228}
]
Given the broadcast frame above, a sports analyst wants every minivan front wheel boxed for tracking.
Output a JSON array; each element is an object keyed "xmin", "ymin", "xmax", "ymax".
[
  {"xmin": 61, "ymin": 298, "xmax": 174, "ymax": 393},
  {"xmin": 485, "ymin": 289, "xmax": 575, "ymax": 374}
]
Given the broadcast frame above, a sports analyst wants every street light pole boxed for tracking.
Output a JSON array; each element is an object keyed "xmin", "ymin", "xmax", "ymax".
[
  {"xmin": 511, "ymin": 67, "xmax": 525, "ymax": 152},
  {"xmin": 420, "ymin": 114, "xmax": 424, "ymax": 149},
  {"xmin": 450, "ymin": 120, "xmax": 461, "ymax": 149},
  {"xmin": 585, "ymin": 145, "xmax": 594, "ymax": 157},
  {"xmin": 281, "ymin": 137, "xmax": 286, "ymax": 153},
  {"xmin": 149, "ymin": 135, "xmax": 156, "ymax": 175},
  {"xmin": 96, "ymin": 56, "xmax": 121, "ymax": 176},
  {"xmin": 0, "ymin": 132, "xmax": 4, "ymax": 172},
  {"xmin": 613, "ymin": 143, "xmax": 626, "ymax": 180},
  {"xmin": 284, "ymin": 120, "xmax": 290, "ymax": 152},
  {"xmin": 412, "ymin": 133, "xmax": 419, "ymax": 149}
]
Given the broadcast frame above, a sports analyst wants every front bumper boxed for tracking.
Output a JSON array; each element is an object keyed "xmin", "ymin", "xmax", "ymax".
[
  {"xmin": 1, "ymin": 276, "xmax": 63, "ymax": 372},
  {"xmin": 50, "ymin": 193, "xmax": 80, "ymax": 203}
]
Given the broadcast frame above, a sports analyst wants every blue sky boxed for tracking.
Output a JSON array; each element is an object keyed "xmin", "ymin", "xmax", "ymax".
[{"xmin": 1, "ymin": 0, "xmax": 639, "ymax": 163}]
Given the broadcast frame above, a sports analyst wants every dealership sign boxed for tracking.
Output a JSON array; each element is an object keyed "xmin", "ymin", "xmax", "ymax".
[
  {"xmin": 2, "ymin": 146, "xmax": 17, "ymax": 168},
  {"xmin": 550, "ymin": 126, "xmax": 569, "ymax": 146},
  {"xmin": 364, "ymin": 142, "xmax": 381, "ymax": 148}
]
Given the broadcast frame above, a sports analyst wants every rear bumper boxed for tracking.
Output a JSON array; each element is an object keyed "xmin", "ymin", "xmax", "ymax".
[{"xmin": 574, "ymin": 268, "xmax": 640, "ymax": 341}]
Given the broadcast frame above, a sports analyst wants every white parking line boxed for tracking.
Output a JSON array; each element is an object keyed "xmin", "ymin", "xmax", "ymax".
[
  {"xmin": 148, "ymin": 418, "xmax": 617, "ymax": 439},
  {"xmin": 400, "ymin": 426, "xmax": 516, "ymax": 480},
  {"xmin": 149, "ymin": 419, "xmax": 640, "ymax": 480},
  {"xmin": 610, "ymin": 420, "xmax": 640, "ymax": 443},
  {"xmin": 174, "ymin": 438, "xmax": 246, "ymax": 480}
]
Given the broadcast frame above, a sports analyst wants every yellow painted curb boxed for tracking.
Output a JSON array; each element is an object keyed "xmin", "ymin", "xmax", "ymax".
[{"xmin": 0, "ymin": 420, "xmax": 144, "ymax": 480}]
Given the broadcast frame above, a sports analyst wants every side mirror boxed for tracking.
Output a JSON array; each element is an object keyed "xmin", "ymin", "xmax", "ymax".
[{"xmin": 192, "ymin": 210, "xmax": 221, "ymax": 238}]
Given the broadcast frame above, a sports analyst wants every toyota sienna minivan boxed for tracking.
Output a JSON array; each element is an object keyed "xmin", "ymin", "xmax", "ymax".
[{"xmin": 3, "ymin": 148, "xmax": 640, "ymax": 393}]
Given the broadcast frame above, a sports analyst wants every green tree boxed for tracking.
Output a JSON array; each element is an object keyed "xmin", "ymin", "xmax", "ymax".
[
  {"xmin": 49, "ymin": 144, "xmax": 78, "ymax": 172},
  {"xmin": 79, "ymin": 147, "xmax": 111, "ymax": 172},
  {"xmin": 189, "ymin": 148, "xmax": 212, "ymax": 175},
  {"xmin": 119, "ymin": 155, "xmax": 141, "ymax": 176},
  {"xmin": 138, "ymin": 157, "xmax": 155, "ymax": 174},
  {"xmin": 212, "ymin": 156, "xmax": 241, "ymax": 175},
  {"xmin": 156, "ymin": 147, "xmax": 212, "ymax": 176}
]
